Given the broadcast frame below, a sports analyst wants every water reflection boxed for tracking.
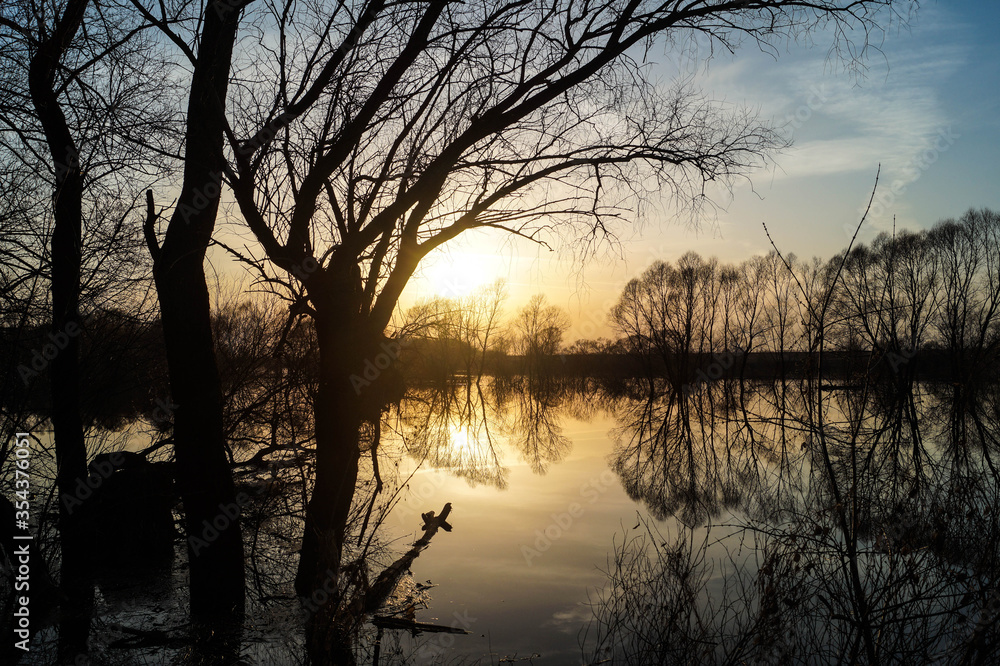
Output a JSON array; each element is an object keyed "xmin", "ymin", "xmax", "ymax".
[
  {"xmin": 608, "ymin": 380, "xmax": 813, "ymax": 526},
  {"xmin": 497, "ymin": 379, "xmax": 572, "ymax": 475},
  {"xmin": 398, "ymin": 378, "xmax": 575, "ymax": 488},
  {"xmin": 582, "ymin": 376, "xmax": 1000, "ymax": 665},
  {"xmin": 385, "ymin": 375, "xmax": 1000, "ymax": 663},
  {"xmin": 13, "ymin": 370, "xmax": 998, "ymax": 663}
]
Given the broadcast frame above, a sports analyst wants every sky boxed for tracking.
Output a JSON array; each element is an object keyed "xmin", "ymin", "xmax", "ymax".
[{"xmin": 403, "ymin": 0, "xmax": 1000, "ymax": 341}]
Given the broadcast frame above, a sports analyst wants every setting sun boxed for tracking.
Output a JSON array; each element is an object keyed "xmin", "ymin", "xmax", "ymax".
[{"xmin": 419, "ymin": 251, "xmax": 500, "ymax": 298}]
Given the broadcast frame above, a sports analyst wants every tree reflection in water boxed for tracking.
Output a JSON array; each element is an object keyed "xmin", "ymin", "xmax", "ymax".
[
  {"xmin": 584, "ymin": 376, "xmax": 1000, "ymax": 665},
  {"xmin": 397, "ymin": 381, "xmax": 510, "ymax": 489},
  {"xmin": 303, "ymin": 368, "xmax": 1000, "ymax": 663},
  {"xmin": 398, "ymin": 377, "xmax": 574, "ymax": 488}
]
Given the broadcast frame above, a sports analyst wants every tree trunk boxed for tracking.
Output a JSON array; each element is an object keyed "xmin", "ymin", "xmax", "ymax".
[
  {"xmin": 150, "ymin": 1, "xmax": 247, "ymax": 658},
  {"xmin": 27, "ymin": 1, "xmax": 94, "ymax": 660},
  {"xmin": 296, "ymin": 266, "xmax": 405, "ymax": 664},
  {"xmin": 296, "ymin": 370, "xmax": 362, "ymax": 599},
  {"xmin": 297, "ymin": 306, "xmax": 414, "ymax": 663},
  {"xmin": 297, "ymin": 295, "xmax": 365, "ymax": 664},
  {"xmin": 154, "ymin": 259, "xmax": 246, "ymax": 642}
]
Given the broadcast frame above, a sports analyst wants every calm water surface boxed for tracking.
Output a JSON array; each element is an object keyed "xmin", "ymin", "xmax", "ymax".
[
  {"xmin": 18, "ymin": 376, "xmax": 1000, "ymax": 664},
  {"xmin": 381, "ymin": 381, "xmax": 756, "ymax": 663},
  {"xmin": 372, "ymin": 377, "xmax": 1000, "ymax": 664},
  {"xmin": 390, "ymin": 413, "xmax": 638, "ymax": 661}
]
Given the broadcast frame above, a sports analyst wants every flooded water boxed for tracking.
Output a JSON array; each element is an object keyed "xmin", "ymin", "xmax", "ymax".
[
  {"xmin": 15, "ymin": 375, "xmax": 1000, "ymax": 664},
  {"xmin": 387, "ymin": 409, "xmax": 637, "ymax": 662},
  {"xmin": 369, "ymin": 376, "xmax": 1000, "ymax": 664}
]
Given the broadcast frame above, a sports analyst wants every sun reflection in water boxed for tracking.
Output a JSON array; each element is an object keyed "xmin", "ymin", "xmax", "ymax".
[
  {"xmin": 442, "ymin": 424, "xmax": 484, "ymax": 466},
  {"xmin": 418, "ymin": 422, "xmax": 507, "ymax": 488}
]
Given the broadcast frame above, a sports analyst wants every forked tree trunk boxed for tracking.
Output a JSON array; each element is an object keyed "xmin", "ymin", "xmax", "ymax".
[{"xmin": 296, "ymin": 268, "xmax": 407, "ymax": 664}]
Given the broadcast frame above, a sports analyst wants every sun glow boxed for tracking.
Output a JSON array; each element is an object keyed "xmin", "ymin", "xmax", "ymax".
[
  {"xmin": 419, "ymin": 251, "xmax": 498, "ymax": 298},
  {"xmin": 449, "ymin": 426, "xmax": 476, "ymax": 456},
  {"xmin": 423, "ymin": 422, "xmax": 507, "ymax": 487},
  {"xmin": 436, "ymin": 424, "xmax": 491, "ymax": 469}
]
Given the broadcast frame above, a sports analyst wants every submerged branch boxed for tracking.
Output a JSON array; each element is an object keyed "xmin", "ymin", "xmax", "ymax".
[
  {"xmin": 371, "ymin": 616, "xmax": 470, "ymax": 635},
  {"xmin": 362, "ymin": 503, "xmax": 453, "ymax": 614}
]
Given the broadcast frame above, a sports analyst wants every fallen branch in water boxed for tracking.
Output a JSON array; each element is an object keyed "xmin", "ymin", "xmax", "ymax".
[
  {"xmin": 371, "ymin": 615, "xmax": 470, "ymax": 635},
  {"xmin": 362, "ymin": 503, "xmax": 454, "ymax": 614}
]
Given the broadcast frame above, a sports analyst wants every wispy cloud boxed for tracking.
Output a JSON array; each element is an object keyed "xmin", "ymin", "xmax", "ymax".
[{"xmin": 673, "ymin": 6, "xmax": 970, "ymax": 188}]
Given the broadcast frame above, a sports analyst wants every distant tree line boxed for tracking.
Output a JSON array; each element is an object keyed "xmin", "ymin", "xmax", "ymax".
[
  {"xmin": 607, "ymin": 208, "xmax": 1000, "ymax": 390},
  {"xmin": 400, "ymin": 283, "xmax": 572, "ymax": 382},
  {"xmin": 7, "ymin": 208, "xmax": 994, "ymax": 419},
  {"xmin": 398, "ymin": 208, "xmax": 1000, "ymax": 391}
]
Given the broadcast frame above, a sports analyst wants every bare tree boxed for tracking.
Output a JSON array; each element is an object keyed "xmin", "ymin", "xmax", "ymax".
[
  {"xmin": 110, "ymin": 0, "xmax": 913, "ymax": 660},
  {"xmin": 928, "ymin": 209, "xmax": 1000, "ymax": 389},
  {"xmin": 6, "ymin": 0, "xmax": 969, "ymax": 661},
  {"xmin": 513, "ymin": 293, "xmax": 572, "ymax": 377},
  {"xmin": 23, "ymin": 5, "xmax": 94, "ymax": 658},
  {"xmin": 462, "ymin": 279, "xmax": 508, "ymax": 380},
  {"xmin": 760, "ymin": 250, "xmax": 799, "ymax": 377},
  {"xmin": 611, "ymin": 252, "xmax": 720, "ymax": 391},
  {"xmin": 5, "ymin": 0, "xmax": 249, "ymax": 656},
  {"xmin": 1, "ymin": 0, "xmax": 166, "ymax": 659},
  {"xmin": 400, "ymin": 278, "xmax": 508, "ymax": 381},
  {"xmin": 132, "ymin": 0, "xmax": 252, "ymax": 655},
  {"xmin": 587, "ymin": 200, "xmax": 1000, "ymax": 666}
]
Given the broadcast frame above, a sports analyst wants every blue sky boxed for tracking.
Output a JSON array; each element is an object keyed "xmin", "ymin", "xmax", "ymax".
[
  {"xmin": 404, "ymin": 2, "xmax": 1000, "ymax": 336},
  {"xmin": 684, "ymin": 0, "xmax": 1000, "ymax": 257}
]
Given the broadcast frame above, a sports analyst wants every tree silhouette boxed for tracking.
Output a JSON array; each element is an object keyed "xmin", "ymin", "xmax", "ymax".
[
  {"xmin": 204, "ymin": 2, "xmax": 914, "ymax": 659},
  {"xmin": 1, "ymin": 0, "xmax": 921, "ymax": 662},
  {"xmin": 137, "ymin": 0, "xmax": 250, "ymax": 655},
  {"xmin": 513, "ymin": 294, "xmax": 571, "ymax": 378},
  {"xmin": 2, "ymin": 0, "xmax": 164, "ymax": 659}
]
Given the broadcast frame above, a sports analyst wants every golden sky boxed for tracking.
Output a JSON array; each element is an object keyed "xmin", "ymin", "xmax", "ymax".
[{"xmin": 402, "ymin": 1, "xmax": 1000, "ymax": 341}]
